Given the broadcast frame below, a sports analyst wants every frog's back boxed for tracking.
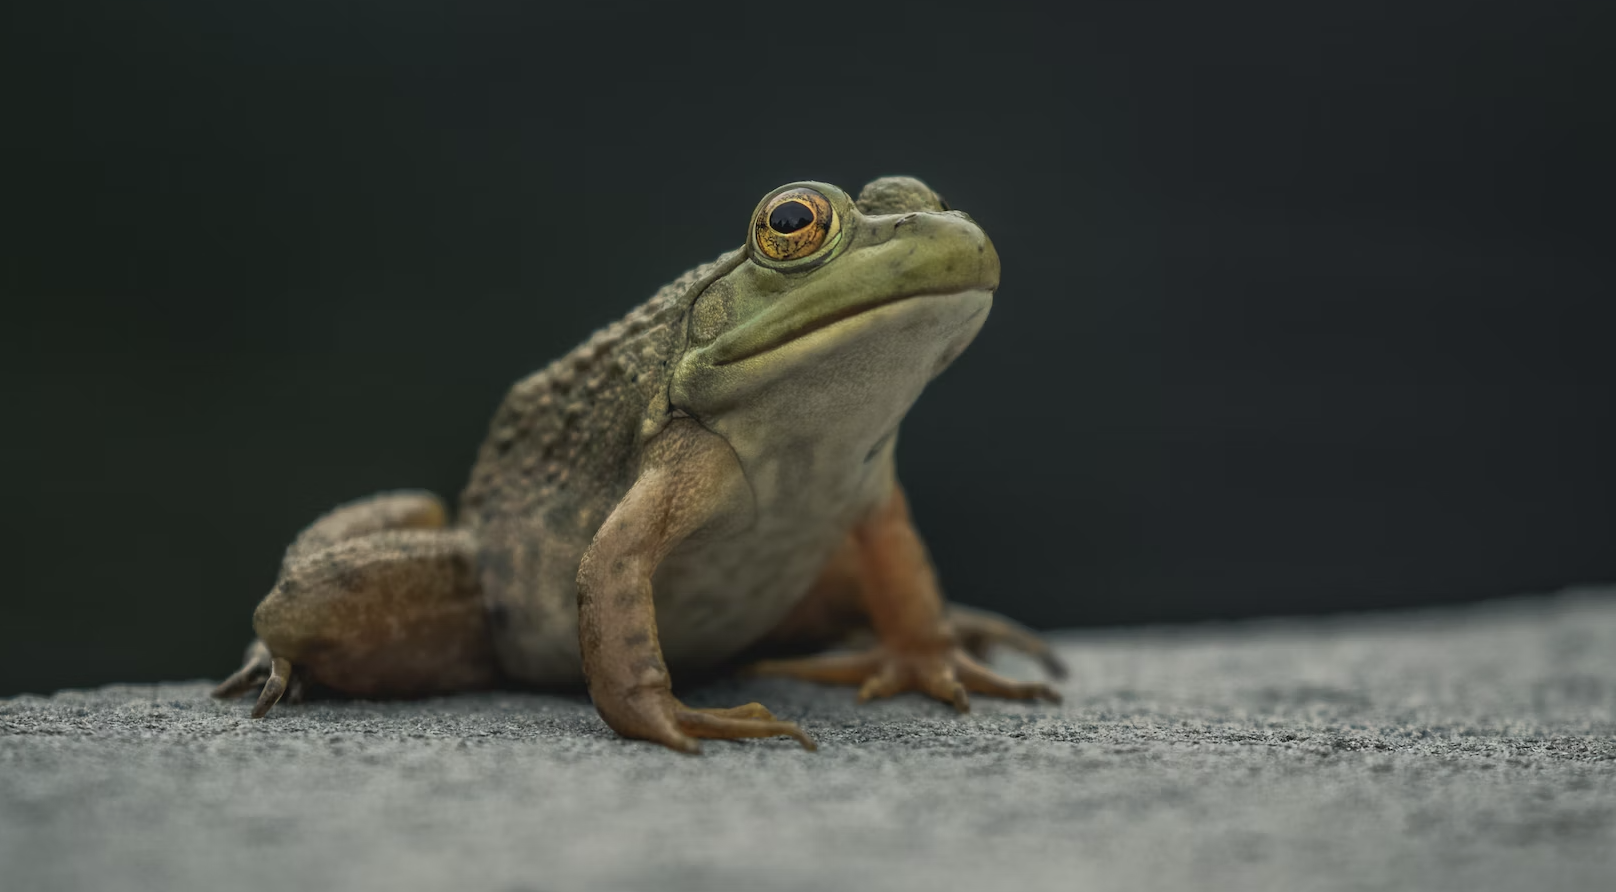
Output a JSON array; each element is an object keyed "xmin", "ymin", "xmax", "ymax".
[{"xmin": 456, "ymin": 250, "xmax": 744, "ymax": 685}]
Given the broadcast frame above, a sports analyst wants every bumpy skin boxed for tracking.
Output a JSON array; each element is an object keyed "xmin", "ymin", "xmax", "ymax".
[
  {"xmin": 460, "ymin": 250, "xmax": 743, "ymax": 687},
  {"xmin": 218, "ymin": 177, "xmax": 1062, "ymax": 752}
]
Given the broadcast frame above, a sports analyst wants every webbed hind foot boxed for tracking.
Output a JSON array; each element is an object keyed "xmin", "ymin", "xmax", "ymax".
[{"xmin": 751, "ymin": 643, "xmax": 1061, "ymax": 713}]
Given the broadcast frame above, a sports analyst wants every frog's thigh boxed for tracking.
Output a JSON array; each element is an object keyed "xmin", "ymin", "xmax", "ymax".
[
  {"xmin": 248, "ymin": 528, "xmax": 501, "ymax": 712},
  {"xmin": 285, "ymin": 489, "xmax": 451, "ymax": 560},
  {"xmin": 215, "ymin": 491, "xmax": 464, "ymax": 709}
]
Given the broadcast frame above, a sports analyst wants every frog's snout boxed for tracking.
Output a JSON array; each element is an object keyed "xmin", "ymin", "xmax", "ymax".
[
  {"xmin": 885, "ymin": 205, "xmax": 995, "ymax": 295},
  {"xmin": 974, "ymin": 225, "xmax": 1001, "ymax": 294},
  {"xmin": 937, "ymin": 208, "xmax": 995, "ymax": 292}
]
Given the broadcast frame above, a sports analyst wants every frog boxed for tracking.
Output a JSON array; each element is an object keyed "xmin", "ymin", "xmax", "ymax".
[{"xmin": 213, "ymin": 176, "xmax": 1065, "ymax": 753}]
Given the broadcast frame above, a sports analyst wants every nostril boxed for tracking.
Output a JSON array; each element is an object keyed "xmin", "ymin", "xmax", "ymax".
[{"xmin": 894, "ymin": 213, "xmax": 918, "ymax": 227}]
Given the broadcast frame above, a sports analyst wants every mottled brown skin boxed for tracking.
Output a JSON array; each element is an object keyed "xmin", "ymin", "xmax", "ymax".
[{"xmin": 216, "ymin": 177, "xmax": 1063, "ymax": 752}]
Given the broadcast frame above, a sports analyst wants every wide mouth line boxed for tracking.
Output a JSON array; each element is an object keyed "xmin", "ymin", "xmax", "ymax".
[{"xmin": 709, "ymin": 288, "xmax": 979, "ymax": 367}]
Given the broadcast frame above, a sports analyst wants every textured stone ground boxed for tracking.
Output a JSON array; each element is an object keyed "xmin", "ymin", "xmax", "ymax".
[{"xmin": 3, "ymin": 590, "xmax": 1614, "ymax": 892}]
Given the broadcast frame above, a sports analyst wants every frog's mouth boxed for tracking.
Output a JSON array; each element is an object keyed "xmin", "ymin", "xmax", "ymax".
[
  {"xmin": 673, "ymin": 287, "xmax": 993, "ymax": 422},
  {"xmin": 706, "ymin": 288, "xmax": 989, "ymax": 367}
]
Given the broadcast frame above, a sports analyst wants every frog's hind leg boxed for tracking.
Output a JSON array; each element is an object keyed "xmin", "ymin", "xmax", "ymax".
[
  {"xmin": 751, "ymin": 522, "xmax": 1068, "ymax": 679},
  {"xmin": 213, "ymin": 491, "xmax": 500, "ymax": 718},
  {"xmin": 749, "ymin": 487, "xmax": 1064, "ymax": 710},
  {"xmin": 212, "ymin": 490, "xmax": 452, "ymax": 703}
]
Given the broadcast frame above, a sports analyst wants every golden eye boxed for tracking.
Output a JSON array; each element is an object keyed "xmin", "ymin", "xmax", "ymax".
[{"xmin": 754, "ymin": 188, "xmax": 837, "ymax": 262}]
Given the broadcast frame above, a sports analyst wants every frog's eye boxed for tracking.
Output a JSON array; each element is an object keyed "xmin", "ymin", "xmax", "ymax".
[{"xmin": 754, "ymin": 188, "xmax": 838, "ymax": 263}]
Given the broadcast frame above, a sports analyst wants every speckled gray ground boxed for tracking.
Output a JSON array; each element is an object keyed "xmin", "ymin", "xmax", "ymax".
[{"xmin": 4, "ymin": 590, "xmax": 1615, "ymax": 892}]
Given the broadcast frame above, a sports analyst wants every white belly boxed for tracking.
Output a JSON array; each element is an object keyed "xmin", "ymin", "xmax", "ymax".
[{"xmin": 651, "ymin": 438, "xmax": 896, "ymax": 671}]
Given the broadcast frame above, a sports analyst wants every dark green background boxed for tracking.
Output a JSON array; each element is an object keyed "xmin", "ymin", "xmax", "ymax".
[{"xmin": 4, "ymin": 2, "xmax": 1612, "ymax": 695}]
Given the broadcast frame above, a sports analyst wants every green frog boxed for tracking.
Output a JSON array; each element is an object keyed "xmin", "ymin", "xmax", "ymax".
[{"xmin": 215, "ymin": 176, "xmax": 1064, "ymax": 752}]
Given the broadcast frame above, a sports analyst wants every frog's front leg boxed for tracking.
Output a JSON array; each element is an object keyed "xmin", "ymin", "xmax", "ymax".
[
  {"xmin": 752, "ymin": 487, "xmax": 1062, "ymax": 711},
  {"xmin": 577, "ymin": 419, "xmax": 815, "ymax": 753}
]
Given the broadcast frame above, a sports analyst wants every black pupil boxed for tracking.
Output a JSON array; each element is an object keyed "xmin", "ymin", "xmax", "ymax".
[{"xmin": 768, "ymin": 200, "xmax": 814, "ymax": 234}]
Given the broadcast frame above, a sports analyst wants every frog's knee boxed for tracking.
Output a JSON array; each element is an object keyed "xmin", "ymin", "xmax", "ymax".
[
  {"xmin": 253, "ymin": 529, "xmax": 483, "ymax": 658},
  {"xmin": 250, "ymin": 528, "xmax": 496, "ymax": 696}
]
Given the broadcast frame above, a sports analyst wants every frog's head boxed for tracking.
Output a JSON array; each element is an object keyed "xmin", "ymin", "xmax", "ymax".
[{"xmin": 671, "ymin": 177, "xmax": 997, "ymax": 459}]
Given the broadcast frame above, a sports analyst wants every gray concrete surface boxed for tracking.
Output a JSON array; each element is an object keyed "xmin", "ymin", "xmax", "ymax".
[{"xmin": 4, "ymin": 590, "xmax": 1615, "ymax": 892}]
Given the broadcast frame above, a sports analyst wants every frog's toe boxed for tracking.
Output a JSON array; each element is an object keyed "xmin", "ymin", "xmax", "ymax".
[
  {"xmin": 249, "ymin": 656, "xmax": 294, "ymax": 719},
  {"xmin": 693, "ymin": 702, "xmax": 779, "ymax": 721},
  {"xmin": 854, "ymin": 660, "xmax": 909, "ymax": 704},
  {"xmin": 211, "ymin": 639, "xmax": 273, "ymax": 699},
  {"xmin": 753, "ymin": 644, "xmax": 1061, "ymax": 712},
  {"xmin": 676, "ymin": 705, "xmax": 817, "ymax": 752},
  {"xmin": 602, "ymin": 691, "xmax": 812, "ymax": 753},
  {"xmin": 213, "ymin": 640, "xmax": 302, "ymax": 718},
  {"xmin": 948, "ymin": 604, "xmax": 1070, "ymax": 680},
  {"xmin": 953, "ymin": 651, "xmax": 1062, "ymax": 704}
]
